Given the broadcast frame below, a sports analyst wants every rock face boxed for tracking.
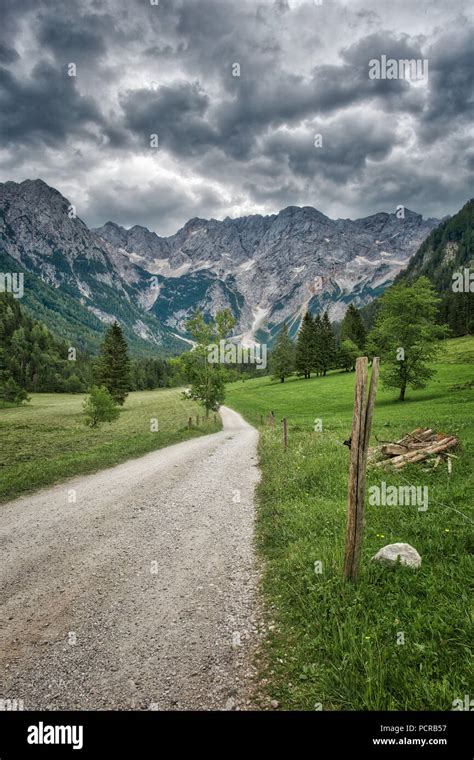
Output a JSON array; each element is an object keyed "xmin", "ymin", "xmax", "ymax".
[
  {"xmin": 0, "ymin": 178, "xmax": 440, "ymax": 351},
  {"xmin": 372, "ymin": 543, "xmax": 422, "ymax": 568},
  {"xmin": 0, "ymin": 179, "xmax": 182, "ymax": 353},
  {"xmin": 96, "ymin": 204, "xmax": 440, "ymax": 342}
]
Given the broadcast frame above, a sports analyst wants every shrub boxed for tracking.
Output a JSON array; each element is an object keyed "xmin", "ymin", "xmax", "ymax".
[
  {"xmin": 0, "ymin": 377, "xmax": 30, "ymax": 405},
  {"xmin": 83, "ymin": 385, "xmax": 120, "ymax": 428}
]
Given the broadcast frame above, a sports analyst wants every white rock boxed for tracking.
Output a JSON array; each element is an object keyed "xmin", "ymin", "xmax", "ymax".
[{"xmin": 371, "ymin": 543, "xmax": 421, "ymax": 568}]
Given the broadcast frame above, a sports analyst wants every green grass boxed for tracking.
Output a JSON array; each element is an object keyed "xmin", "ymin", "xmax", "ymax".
[
  {"xmin": 226, "ymin": 337, "xmax": 474, "ymax": 710},
  {"xmin": 0, "ymin": 388, "xmax": 221, "ymax": 502}
]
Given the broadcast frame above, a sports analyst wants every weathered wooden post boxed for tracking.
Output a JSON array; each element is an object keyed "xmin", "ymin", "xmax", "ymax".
[
  {"xmin": 343, "ymin": 357, "xmax": 379, "ymax": 582},
  {"xmin": 282, "ymin": 417, "xmax": 288, "ymax": 451},
  {"xmin": 268, "ymin": 410, "xmax": 275, "ymax": 428},
  {"xmin": 188, "ymin": 416, "xmax": 192, "ymax": 429}
]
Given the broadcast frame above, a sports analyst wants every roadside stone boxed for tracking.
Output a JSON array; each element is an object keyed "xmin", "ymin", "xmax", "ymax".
[{"xmin": 371, "ymin": 543, "xmax": 421, "ymax": 568}]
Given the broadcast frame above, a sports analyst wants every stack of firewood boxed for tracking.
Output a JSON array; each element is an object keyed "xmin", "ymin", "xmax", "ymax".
[{"xmin": 370, "ymin": 428, "xmax": 459, "ymax": 470}]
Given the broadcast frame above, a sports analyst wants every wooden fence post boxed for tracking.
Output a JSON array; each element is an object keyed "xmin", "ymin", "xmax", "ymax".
[
  {"xmin": 282, "ymin": 417, "xmax": 288, "ymax": 450},
  {"xmin": 188, "ymin": 417, "xmax": 192, "ymax": 429},
  {"xmin": 343, "ymin": 357, "xmax": 379, "ymax": 582}
]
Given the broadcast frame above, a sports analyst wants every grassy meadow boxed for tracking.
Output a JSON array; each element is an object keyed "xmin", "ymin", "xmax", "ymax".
[
  {"xmin": 226, "ymin": 336, "xmax": 474, "ymax": 710},
  {"xmin": 0, "ymin": 388, "xmax": 221, "ymax": 503}
]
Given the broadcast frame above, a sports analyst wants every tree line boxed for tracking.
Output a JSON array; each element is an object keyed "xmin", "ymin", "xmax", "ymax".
[
  {"xmin": 271, "ymin": 304, "xmax": 367, "ymax": 382},
  {"xmin": 0, "ymin": 293, "xmax": 176, "ymax": 404},
  {"xmin": 271, "ymin": 277, "xmax": 448, "ymax": 401}
]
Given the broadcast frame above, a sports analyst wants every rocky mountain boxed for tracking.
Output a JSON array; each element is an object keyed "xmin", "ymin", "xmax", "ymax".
[
  {"xmin": 0, "ymin": 179, "xmax": 183, "ymax": 354},
  {"xmin": 0, "ymin": 178, "xmax": 441, "ymax": 353},
  {"xmin": 95, "ymin": 204, "xmax": 440, "ymax": 343}
]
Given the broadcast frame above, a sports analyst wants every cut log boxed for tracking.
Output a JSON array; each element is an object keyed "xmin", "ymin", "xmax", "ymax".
[
  {"xmin": 396, "ymin": 428, "xmax": 425, "ymax": 445},
  {"xmin": 405, "ymin": 441, "xmax": 436, "ymax": 450},
  {"xmin": 381, "ymin": 444, "xmax": 408, "ymax": 457},
  {"xmin": 392, "ymin": 437, "xmax": 458, "ymax": 469},
  {"xmin": 375, "ymin": 436, "xmax": 458, "ymax": 469}
]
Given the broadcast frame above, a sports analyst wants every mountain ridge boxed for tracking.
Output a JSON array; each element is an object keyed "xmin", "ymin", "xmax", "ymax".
[{"xmin": 0, "ymin": 178, "xmax": 444, "ymax": 351}]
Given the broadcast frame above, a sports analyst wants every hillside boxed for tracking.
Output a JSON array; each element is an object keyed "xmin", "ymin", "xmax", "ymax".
[
  {"xmin": 397, "ymin": 199, "xmax": 474, "ymax": 336},
  {"xmin": 397, "ymin": 199, "xmax": 473, "ymax": 288},
  {"xmin": 360, "ymin": 200, "xmax": 474, "ymax": 335}
]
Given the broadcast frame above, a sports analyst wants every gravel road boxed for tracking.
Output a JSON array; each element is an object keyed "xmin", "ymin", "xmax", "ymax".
[{"xmin": 0, "ymin": 406, "xmax": 261, "ymax": 710}]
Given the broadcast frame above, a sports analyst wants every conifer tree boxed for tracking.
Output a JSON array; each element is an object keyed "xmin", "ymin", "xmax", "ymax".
[
  {"xmin": 95, "ymin": 321, "xmax": 131, "ymax": 405},
  {"xmin": 312, "ymin": 314, "xmax": 324, "ymax": 376},
  {"xmin": 271, "ymin": 324, "xmax": 295, "ymax": 383},
  {"xmin": 341, "ymin": 304, "xmax": 366, "ymax": 350},
  {"xmin": 320, "ymin": 312, "xmax": 336, "ymax": 376},
  {"xmin": 295, "ymin": 311, "xmax": 315, "ymax": 378}
]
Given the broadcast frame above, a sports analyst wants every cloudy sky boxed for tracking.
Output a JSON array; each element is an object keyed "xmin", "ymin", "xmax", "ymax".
[{"xmin": 0, "ymin": 0, "xmax": 472, "ymax": 235}]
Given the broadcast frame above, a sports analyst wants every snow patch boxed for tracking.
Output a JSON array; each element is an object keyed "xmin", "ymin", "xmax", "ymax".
[
  {"xmin": 238, "ymin": 306, "xmax": 269, "ymax": 347},
  {"xmin": 172, "ymin": 332, "xmax": 197, "ymax": 348},
  {"xmin": 239, "ymin": 259, "xmax": 256, "ymax": 272}
]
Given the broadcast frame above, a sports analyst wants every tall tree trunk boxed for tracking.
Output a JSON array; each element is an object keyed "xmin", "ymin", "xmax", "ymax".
[
  {"xmin": 281, "ymin": 376, "xmax": 284, "ymax": 383},
  {"xmin": 399, "ymin": 384, "xmax": 406, "ymax": 401}
]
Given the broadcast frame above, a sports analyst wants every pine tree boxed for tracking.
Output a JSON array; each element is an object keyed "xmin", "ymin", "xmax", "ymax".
[
  {"xmin": 295, "ymin": 312, "xmax": 315, "ymax": 378},
  {"xmin": 320, "ymin": 312, "xmax": 336, "ymax": 376},
  {"xmin": 312, "ymin": 314, "xmax": 324, "ymax": 376},
  {"xmin": 271, "ymin": 324, "xmax": 295, "ymax": 383},
  {"xmin": 341, "ymin": 304, "xmax": 366, "ymax": 350},
  {"xmin": 95, "ymin": 321, "xmax": 131, "ymax": 405}
]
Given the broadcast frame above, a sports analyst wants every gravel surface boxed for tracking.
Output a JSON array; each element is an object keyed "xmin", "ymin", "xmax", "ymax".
[{"xmin": 0, "ymin": 407, "xmax": 262, "ymax": 710}]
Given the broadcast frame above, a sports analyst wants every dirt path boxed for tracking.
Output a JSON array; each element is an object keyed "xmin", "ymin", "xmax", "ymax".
[{"xmin": 0, "ymin": 407, "xmax": 261, "ymax": 710}]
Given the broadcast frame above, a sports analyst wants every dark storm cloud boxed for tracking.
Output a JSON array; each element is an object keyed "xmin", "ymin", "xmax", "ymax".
[
  {"xmin": 0, "ymin": 61, "xmax": 103, "ymax": 145},
  {"xmin": 0, "ymin": 0, "xmax": 472, "ymax": 231},
  {"xmin": 120, "ymin": 81, "xmax": 218, "ymax": 155},
  {"xmin": 0, "ymin": 43, "xmax": 19, "ymax": 65},
  {"xmin": 37, "ymin": 14, "xmax": 107, "ymax": 64},
  {"xmin": 420, "ymin": 27, "xmax": 474, "ymax": 142},
  {"xmin": 261, "ymin": 113, "xmax": 401, "ymax": 182}
]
